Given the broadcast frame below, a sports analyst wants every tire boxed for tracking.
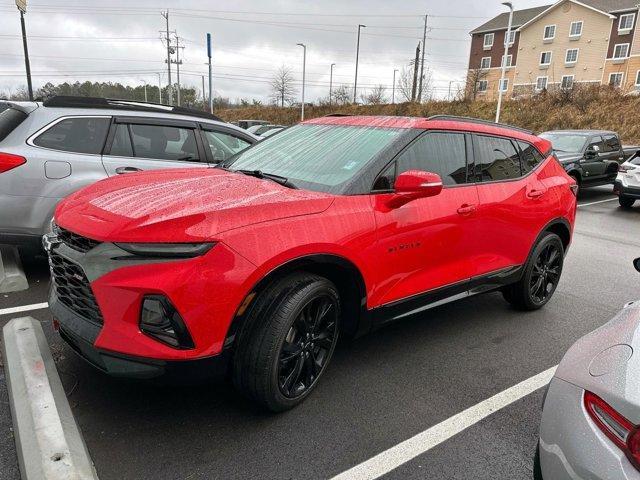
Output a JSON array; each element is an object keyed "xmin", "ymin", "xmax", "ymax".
[
  {"xmin": 533, "ymin": 441, "xmax": 543, "ymax": 480},
  {"xmin": 232, "ymin": 272, "xmax": 340, "ymax": 412},
  {"xmin": 502, "ymin": 232, "xmax": 564, "ymax": 311},
  {"xmin": 619, "ymin": 195, "xmax": 635, "ymax": 209}
]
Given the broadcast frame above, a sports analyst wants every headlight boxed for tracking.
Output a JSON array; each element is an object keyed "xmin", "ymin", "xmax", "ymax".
[{"xmin": 114, "ymin": 242, "xmax": 215, "ymax": 258}]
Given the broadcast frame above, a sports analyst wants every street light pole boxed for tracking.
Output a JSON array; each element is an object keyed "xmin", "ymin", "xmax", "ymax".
[
  {"xmin": 161, "ymin": 10, "xmax": 173, "ymax": 106},
  {"xmin": 496, "ymin": 1, "xmax": 513, "ymax": 123},
  {"xmin": 329, "ymin": 63, "xmax": 336, "ymax": 106},
  {"xmin": 156, "ymin": 72, "xmax": 162, "ymax": 104},
  {"xmin": 16, "ymin": 2, "xmax": 33, "ymax": 100},
  {"xmin": 353, "ymin": 24, "xmax": 366, "ymax": 104},
  {"xmin": 297, "ymin": 43, "xmax": 306, "ymax": 121},
  {"xmin": 207, "ymin": 33, "xmax": 213, "ymax": 114},
  {"xmin": 392, "ymin": 69, "xmax": 399, "ymax": 104}
]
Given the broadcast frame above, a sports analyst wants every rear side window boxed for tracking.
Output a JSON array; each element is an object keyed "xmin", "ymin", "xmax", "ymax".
[
  {"xmin": 202, "ymin": 130, "xmax": 251, "ymax": 163},
  {"xmin": 475, "ymin": 135, "xmax": 521, "ymax": 182},
  {"xmin": 518, "ymin": 141, "xmax": 546, "ymax": 174},
  {"xmin": 34, "ymin": 117, "xmax": 110, "ymax": 154},
  {"xmin": 0, "ymin": 108, "xmax": 28, "ymax": 142},
  {"xmin": 396, "ymin": 132, "xmax": 468, "ymax": 186},
  {"xmin": 603, "ymin": 134, "xmax": 621, "ymax": 152},
  {"xmin": 129, "ymin": 124, "xmax": 199, "ymax": 162}
]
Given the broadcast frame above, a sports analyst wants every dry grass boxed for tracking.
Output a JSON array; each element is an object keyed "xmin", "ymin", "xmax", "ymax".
[{"xmin": 217, "ymin": 86, "xmax": 640, "ymax": 143}]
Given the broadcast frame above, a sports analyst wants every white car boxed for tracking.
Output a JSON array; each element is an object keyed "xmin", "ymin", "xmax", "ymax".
[{"xmin": 614, "ymin": 154, "xmax": 640, "ymax": 208}]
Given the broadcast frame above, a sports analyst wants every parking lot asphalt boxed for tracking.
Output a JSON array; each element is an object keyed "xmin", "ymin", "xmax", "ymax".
[{"xmin": 0, "ymin": 186, "xmax": 638, "ymax": 480}]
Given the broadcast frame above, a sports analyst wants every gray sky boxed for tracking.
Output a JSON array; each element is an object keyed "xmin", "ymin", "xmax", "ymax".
[{"xmin": 0, "ymin": 0, "xmax": 550, "ymax": 103}]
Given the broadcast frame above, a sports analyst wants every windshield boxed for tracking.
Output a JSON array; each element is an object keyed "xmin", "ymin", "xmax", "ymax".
[
  {"xmin": 539, "ymin": 133, "xmax": 589, "ymax": 153},
  {"xmin": 223, "ymin": 124, "xmax": 404, "ymax": 193}
]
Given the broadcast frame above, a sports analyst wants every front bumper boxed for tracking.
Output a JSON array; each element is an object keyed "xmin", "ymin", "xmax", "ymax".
[{"xmin": 539, "ymin": 377, "xmax": 640, "ymax": 480}]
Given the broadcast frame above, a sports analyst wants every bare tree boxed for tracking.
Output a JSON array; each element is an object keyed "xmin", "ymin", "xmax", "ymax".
[
  {"xmin": 464, "ymin": 69, "xmax": 489, "ymax": 101},
  {"xmin": 332, "ymin": 84, "xmax": 353, "ymax": 105},
  {"xmin": 360, "ymin": 84, "xmax": 388, "ymax": 105},
  {"xmin": 397, "ymin": 66, "xmax": 415, "ymax": 102},
  {"xmin": 270, "ymin": 65, "xmax": 297, "ymax": 107},
  {"xmin": 418, "ymin": 68, "xmax": 433, "ymax": 102}
]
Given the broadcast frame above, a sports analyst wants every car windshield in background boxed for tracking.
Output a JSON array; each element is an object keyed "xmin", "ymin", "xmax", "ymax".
[
  {"xmin": 224, "ymin": 124, "xmax": 404, "ymax": 193},
  {"xmin": 539, "ymin": 133, "xmax": 588, "ymax": 154}
]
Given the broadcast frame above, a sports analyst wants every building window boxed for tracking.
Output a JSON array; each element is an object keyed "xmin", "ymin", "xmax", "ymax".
[
  {"xmin": 499, "ymin": 78, "xmax": 509, "ymax": 92},
  {"xmin": 636, "ymin": 70, "xmax": 640, "ymax": 86},
  {"xmin": 543, "ymin": 25, "xmax": 556, "ymax": 40},
  {"xmin": 569, "ymin": 21, "xmax": 583, "ymax": 37},
  {"xmin": 619, "ymin": 13, "xmax": 636, "ymax": 31},
  {"xmin": 484, "ymin": 33, "xmax": 494, "ymax": 48},
  {"xmin": 561, "ymin": 75, "xmax": 574, "ymax": 89},
  {"xmin": 504, "ymin": 30, "xmax": 516, "ymax": 46},
  {"xmin": 480, "ymin": 57, "xmax": 491, "ymax": 69},
  {"xmin": 501, "ymin": 54, "xmax": 513, "ymax": 67},
  {"xmin": 613, "ymin": 43, "xmax": 630, "ymax": 59},
  {"xmin": 478, "ymin": 80, "xmax": 488, "ymax": 92},
  {"xmin": 540, "ymin": 51, "xmax": 552, "ymax": 66},
  {"xmin": 536, "ymin": 76, "xmax": 548, "ymax": 91},
  {"xmin": 609, "ymin": 72, "xmax": 624, "ymax": 87},
  {"xmin": 565, "ymin": 49, "xmax": 579, "ymax": 64}
]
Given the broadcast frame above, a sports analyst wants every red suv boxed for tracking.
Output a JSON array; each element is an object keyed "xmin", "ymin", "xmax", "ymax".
[{"xmin": 45, "ymin": 115, "xmax": 577, "ymax": 411}]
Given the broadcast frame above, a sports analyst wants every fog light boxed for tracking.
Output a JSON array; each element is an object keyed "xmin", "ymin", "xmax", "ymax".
[{"xmin": 140, "ymin": 296, "xmax": 194, "ymax": 349}]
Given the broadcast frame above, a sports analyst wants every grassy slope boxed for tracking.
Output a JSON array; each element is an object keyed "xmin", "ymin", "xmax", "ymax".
[{"xmin": 217, "ymin": 88, "xmax": 640, "ymax": 144}]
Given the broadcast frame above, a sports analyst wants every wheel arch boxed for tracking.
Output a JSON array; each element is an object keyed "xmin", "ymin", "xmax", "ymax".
[
  {"xmin": 543, "ymin": 218, "xmax": 571, "ymax": 252},
  {"xmin": 566, "ymin": 169, "xmax": 582, "ymax": 183}
]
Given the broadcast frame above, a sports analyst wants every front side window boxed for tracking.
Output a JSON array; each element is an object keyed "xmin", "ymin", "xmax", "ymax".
[
  {"xmin": 518, "ymin": 141, "xmax": 546, "ymax": 174},
  {"xmin": 480, "ymin": 57, "xmax": 491, "ymax": 69},
  {"xmin": 484, "ymin": 33, "xmax": 494, "ymax": 48},
  {"xmin": 34, "ymin": 117, "xmax": 110, "ymax": 154},
  {"xmin": 396, "ymin": 132, "xmax": 468, "ymax": 186},
  {"xmin": 570, "ymin": 21, "xmax": 583, "ymax": 37},
  {"xmin": 475, "ymin": 135, "xmax": 521, "ymax": 182},
  {"xmin": 540, "ymin": 51, "xmax": 552, "ymax": 65},
  {"xmin": 128, "ymin": 124, "xmax": 200, "ymax": 162},
  {"xmin": 613, "ymin": 44, "xmax": 630, "ymax": 59},
  {"xmin": 619, "ymin": 13, "xmax": 636, "ymax": 31},
  {"xmin": 202, "ymin": 130, "xmax": 251, "ymax": 163},
  {"xmin": 544, "ymin": 25, "xmax": 556, "ymax": 40},
  {"xmin": 224, "ymin": 124, "xmax": 405, "ymax": 193},
  {"xmin": 536, "ymin": 76, "xmax": 548, "ymax": 91},
  {"xmin": 565, "ymin": 49, "xmax": 579, "ymax": 63},
  {"xmin": 610, "ymin": 72, "xmax": 624, "ymax": 87}
]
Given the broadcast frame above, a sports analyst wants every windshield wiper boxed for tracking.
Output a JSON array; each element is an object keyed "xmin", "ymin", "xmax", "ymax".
[{"xmin": 235, "ymin": 169, "xmax": 298, "ymax": 189}]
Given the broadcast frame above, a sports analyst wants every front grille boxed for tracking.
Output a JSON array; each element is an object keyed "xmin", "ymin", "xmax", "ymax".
[
  {"xmin": 49, "ymin": 251, "xmax": 103, "ymax": 325},
  {"xmin": 56, "ymin": 227, "xmax": 101, "ymax": 253}
]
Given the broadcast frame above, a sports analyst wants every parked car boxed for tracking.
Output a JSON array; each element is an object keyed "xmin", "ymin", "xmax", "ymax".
[
  {"xmin": 247, "ymin": 124, "xmax": 287, "ymax": 137},
  {"xmin": 539, "ymin": 130, "xmax": 630, "ymax": 192},
  {"xmin": 614, "ymin": 153, "xmax": 640, "ymax": 208},
  {"xmin": 536, "ymin": 258, "xmax": 640, "ymax": 480},
  {"xmin": 235, "ymin": 119, "xmax": 269, "ymax": 130},
  {"xmin": 0, "ymin": 96, "xmax": 258, "ymax": 251},
  {"xmin": 45, "ymin": 115, "xmax": 577, "ymax": 411},
  {"xmin": 261, "ymin": 127, "xmax": 285, "ymax": 138}
]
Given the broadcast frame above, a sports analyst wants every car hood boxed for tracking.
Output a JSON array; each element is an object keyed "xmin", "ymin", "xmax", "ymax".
[
  {"xmin": 554, "ymin": 152, "xmax": 582, "ymax": 164},
  {"xmin": 55, "ymin": 168, "xmax": 335, "ymax": 242}
]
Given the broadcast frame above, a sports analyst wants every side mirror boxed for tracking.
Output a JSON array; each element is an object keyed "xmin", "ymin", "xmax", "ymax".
[
  {"xmin": 387, "ymin": 170, "xmax": 443, "ymax": 208},
  {"xmin": 634, "ymin": 258, "xmax": 640, "ymax": 273},
  {"xmin": 585, "ymin": 146, "xmax": 600, "ymax": 160}
]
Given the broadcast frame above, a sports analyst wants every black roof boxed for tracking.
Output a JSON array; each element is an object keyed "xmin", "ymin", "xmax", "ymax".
[
  {"xmin": 540, "ymin": 129, "xmax": 617, "ymax": 136},
  {"xmin": 428, "ymin": 115, "xmax": 534, "ymax": 135},
  {"xmin": 42, "ymin": 96, "xmax": 223, "ymax": 122}
]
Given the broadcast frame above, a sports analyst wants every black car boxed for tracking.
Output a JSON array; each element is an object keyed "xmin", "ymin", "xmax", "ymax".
[{"xmin": 539, "ymin": 130, "xmax": 626, "ymax": 192}]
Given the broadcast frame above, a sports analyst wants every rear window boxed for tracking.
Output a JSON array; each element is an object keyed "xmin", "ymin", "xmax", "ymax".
[
  {"xmin": 34, "ymin": 117, "xmax": 110, "ymax": 154},
  {"xmin": 0, "ymin": 108, "xmax": 28, "ymax": 143}
]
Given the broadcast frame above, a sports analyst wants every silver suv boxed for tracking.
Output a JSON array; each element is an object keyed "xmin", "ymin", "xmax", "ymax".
[{"xmin": 0, "ymin": 96, "xmax": 258, "ymax": 250}]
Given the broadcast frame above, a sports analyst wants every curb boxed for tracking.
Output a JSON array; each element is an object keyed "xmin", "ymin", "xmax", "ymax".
[
  {"xmin": 2, "ymin": 317, "xmax": 98, "ymax": 480},
  {"xmin": 0, "ymin": 245, "xmax": 29, "ymax": 294}
]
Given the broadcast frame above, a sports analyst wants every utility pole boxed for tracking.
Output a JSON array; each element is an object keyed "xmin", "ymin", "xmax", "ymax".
[
  {"xmin": 156, "ymin": 72, "xmax": 162, "ymax": 104},
  {"xmin": 411, "ymin": 43, "xmax": 421, "ymax": 102},
  {"xmin": 171, "ymin": 35, "xmax": 184, "ymax": 106},
  {"xmin": 392, "ymin": 68, "xmax": 398, "ymax": 104},
  {"xmin": 143, "ymin": 83, "xmax": 148, "ymax": 102},
  {"xmin": 207, "ymin": 33, "xmax": 213, "ymax": 113},
  {"xmin": 418, "ymin": 15, "xmax": 428, "ymax": 103},
  {"xmin": 496, "ymin": 2, "xmax": 514, "ymax": 123},
  {"xmin": 353, "ymin": 24, "xmax": 366, "ymax": 104},
  {"xmin": 16, "ymin": 1, "xmax": 33, "ymax": 100},
  {"xmin": 161, "ymin": 10, "xmax": 173, "ymax": 105},
  {"xmin": 297, "ymin": 43, "xmax": 306, "ymax": 121},
  {"xmin": 201, "ymin": 75, "xmax": 206, "ymax": 110},
  {"xmin": 448, "ymin": 80, "xmax": 454, "ymax": 101},
  {"xmin": 329, "ymin": 63, "xmax": 335, "ymax": 106}
]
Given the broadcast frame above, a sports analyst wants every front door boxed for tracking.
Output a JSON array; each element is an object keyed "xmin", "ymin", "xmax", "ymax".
[
  {"xmin": 582, "ymin": 135, "xmax": 607, "ymax": 180},
  {"xmin": 369, "ymin": 131, "xmax": 479, "ymax": 309}
]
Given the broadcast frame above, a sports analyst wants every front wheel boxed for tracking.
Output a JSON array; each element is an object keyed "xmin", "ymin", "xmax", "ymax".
[
  {"xmin": 619, "ymin": 195, "xmax": 636, "ymax": 208},
  {"xmin": 502, "ymin": 233, "xmax": 564, "ymax": 311},
  {"xmin": 232, "ymin": 273, "xmax": 340, "ymax": 412}
]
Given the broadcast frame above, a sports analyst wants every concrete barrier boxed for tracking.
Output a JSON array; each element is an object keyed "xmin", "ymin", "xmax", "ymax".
[
  {"xmin": 2, "ymin": 317, "xmax": 99, "ymax": 479},
  {"xmin": 0, "ymin": 245, "xmax": 28, "ymax": 294}
]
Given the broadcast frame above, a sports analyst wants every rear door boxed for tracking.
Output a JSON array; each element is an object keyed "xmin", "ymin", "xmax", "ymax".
[{"xmin": 101, "ymin": 117, "xmax": 208, "ymax": 176}]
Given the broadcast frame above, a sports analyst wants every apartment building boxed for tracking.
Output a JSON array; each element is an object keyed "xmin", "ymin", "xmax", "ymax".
[{"xmin": 468, "ymin": 0, "xmax": 640, "ymax": 99}]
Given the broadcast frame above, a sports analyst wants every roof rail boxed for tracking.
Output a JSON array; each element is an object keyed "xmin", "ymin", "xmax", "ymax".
[
  {"xmin": 323, "ymin": 113, "xmax": 354, "ymax": 117},
  {"xmin": 42, "ymin": 96, "xmax": 224, "ymax": 122},
  {"xmin": 427, "ymin": 115, "xmax": 534, "ymax": 135}
]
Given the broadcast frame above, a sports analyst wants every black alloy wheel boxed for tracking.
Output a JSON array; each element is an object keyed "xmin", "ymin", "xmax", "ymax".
[
  {"xmin": 529, "ymin": 243, "xmax": 562, "ymax": 305},
  {"xmin": 278, "ymin": 295, "xmax": 338, "ymax": 398}
]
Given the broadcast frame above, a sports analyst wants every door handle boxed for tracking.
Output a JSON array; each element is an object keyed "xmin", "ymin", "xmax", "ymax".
[
  {"xmin": 457, "ymin": 204, "xmax": 477, "ymax": 215},
  {"xmin": 527, "ymin": 189, "xmax": 546, "ymax": 199},
  {"xmin": 115, "ymin": 166, "xmax": 142, "ymax": 175}
]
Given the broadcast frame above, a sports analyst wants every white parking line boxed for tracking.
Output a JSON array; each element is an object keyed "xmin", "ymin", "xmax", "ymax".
[
  {"xmin": 330, "ymin": 366, "xmax": 557, "ymax": 480},
  {"xmin": 578, "ymin": 198, "xmax": 618, "ymax": 208},
  {"xmin": 0, "ymin": 302, "xmax": 49, "ymax": 316}
]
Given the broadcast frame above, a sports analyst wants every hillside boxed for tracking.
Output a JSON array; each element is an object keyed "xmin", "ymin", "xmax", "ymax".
[{"xmin": 217, "ymin": 87, "xmax": 640, "ymax": 144}]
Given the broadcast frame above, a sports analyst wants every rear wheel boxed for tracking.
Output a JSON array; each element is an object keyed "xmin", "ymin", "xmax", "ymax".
[
  {"xmin": 619, "ymin": 195, "xmax": 635, "ymax": 208},
  {"xmin": 232, "ymin": 273, "xmax": 340, "ymax": 412},
  {"xmin": 502, "ymin": 233, "xmax": 564, "ymax": 311},
  {"xmin": 533, "ymin": 441, "xmax": 543, "ymax": 480}
]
